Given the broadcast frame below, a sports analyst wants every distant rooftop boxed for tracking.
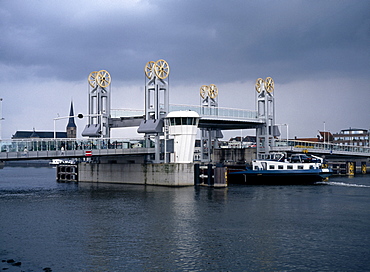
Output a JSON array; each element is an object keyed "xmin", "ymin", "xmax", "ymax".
[{"xmin": 12, "ymin": 131, "xmax": 67, "ymax": 139}]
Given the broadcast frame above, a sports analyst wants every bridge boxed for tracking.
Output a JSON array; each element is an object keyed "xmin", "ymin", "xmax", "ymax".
[
  {"xmin": 0, "ymin": 138, "xmax": 155, "ymax": 161},
  {"xmin": 1, "ymin": 62, "xmax": 369, "ymax": 164},
  {"xmin": 1, "ymin": 136, "xmax": 370, "ymax": 162},
  {"xmin": 110, "ymin": 103, "xmax": 263, "ymax": 130},
  {"xmin": 0, "ymin": 103, "xmax": 264, "ymax": 161}
]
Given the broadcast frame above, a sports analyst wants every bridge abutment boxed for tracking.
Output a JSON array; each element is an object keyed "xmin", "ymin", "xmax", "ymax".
[{"xmin": 78, "ymin": 161, "xmax": 195, "ymax": 186}]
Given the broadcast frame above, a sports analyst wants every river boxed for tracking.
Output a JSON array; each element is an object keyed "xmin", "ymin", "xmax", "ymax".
[{"xmin": 1, "ymin": 166, "xmax": 369, "ymax": 271}]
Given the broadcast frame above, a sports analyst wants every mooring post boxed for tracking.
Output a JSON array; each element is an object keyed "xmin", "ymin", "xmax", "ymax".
[
  {"xmin": 194, "ymin": 164, "xmax": 200, "ymax": 185},
  {"xmin": 361, "ymin": 162, "xmax": 367, "ymax": 174},
  {"xmin": 214, "ymin": 163, "xmax": 228, "ymax": 187},
  {"xmin": 346, "ymin": 161, "xmax": 355, "ymax": 176},
  {"xmin": 207, "ymin": 164, "xmax": 213, "ymax": 186}
]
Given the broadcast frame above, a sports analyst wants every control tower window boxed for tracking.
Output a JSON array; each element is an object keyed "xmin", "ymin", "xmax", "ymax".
[{"xmin": 168, "ymin": 117, "xmax": 197, "ymax": 126}]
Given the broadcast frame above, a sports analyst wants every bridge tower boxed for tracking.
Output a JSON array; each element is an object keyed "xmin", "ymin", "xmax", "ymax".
[
  {"xmin": 138, "ymin": 59, "xmax": 170, "ymax": 163},
  {"xmin": 199, "ymin": 84, "xmax": 222, "ymax": 162},
  {"xmin": 82, "ymin": 70, "xmax": 111, "ymax": 138},
  {"xmin": 255, "ymin": 77, "xmax": 279, "ymax": 157}
]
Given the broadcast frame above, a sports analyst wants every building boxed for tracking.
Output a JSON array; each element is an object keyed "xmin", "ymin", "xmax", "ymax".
[
  {"xmin": 294, "ymin": 128, "xmax": 370, "ymax": 147},
  {"xmin": 332, "ymin": 128, "xmax": 370, "ymax": 146},
  {"xmin": 12, "ymin": 130, "xmax": 67, "ymax": 139},
  {"xmin": 226, "ymin": 136, "xmax": 256, "ymax": 148},
  {"xmin": 66, "ymin": 101, "xmax": 77, "ymax": 138},
  {"xmin": 12, "ymin": 102, "xmax": 77, "ymax": 139}
]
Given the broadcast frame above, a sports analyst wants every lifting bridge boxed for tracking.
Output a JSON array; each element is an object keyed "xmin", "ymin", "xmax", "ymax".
[{"xmin": 1, "ymin": 61, "xmax": 369, "ymax": 163}]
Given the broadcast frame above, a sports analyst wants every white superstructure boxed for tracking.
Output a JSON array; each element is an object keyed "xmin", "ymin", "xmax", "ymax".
[{"xmin": 166, "ymin": 111, "xmax": 199, "ymax": 163}]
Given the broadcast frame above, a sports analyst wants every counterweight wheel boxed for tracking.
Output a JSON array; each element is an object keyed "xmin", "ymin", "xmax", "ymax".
[
  {"xmin": 255, "ymin": 78, "xmax": 264, "ymax": 93},
  {"xmin": 208, "ymin": 84, "xmax": 218, "ymax": 99},
  {"xmin": 264, "ymin": 77, "xmax": 274, "ymax": 93},
  {"xmin": 144, "ymin": 61, "xmax": 155, "ymax": 79},
  {"xmin": 96, "ymin": 70, "xmax": 111, "ymax": 88},
  {"xmin": 88, "ymin": 71, "xmax": 98, "ymax": 88},
  {"xmin": 200, "ymin": 85, "xmax": 209, "ymax": 99},
  {"xmin": 154, "ymin": 59, "xmax": 170, "ymax": 79}
]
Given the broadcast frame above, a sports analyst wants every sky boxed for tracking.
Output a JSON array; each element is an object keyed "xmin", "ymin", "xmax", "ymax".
[{"xmin": 0, "ymin": 0, "xmax": 369, "ymax": 140}]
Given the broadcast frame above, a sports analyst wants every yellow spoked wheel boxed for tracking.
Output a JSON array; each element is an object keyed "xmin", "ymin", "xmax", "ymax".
[
  {"xmin": 88, "ymin": 71, "xmax": 98, "ymax": 88},
  {"xmin": 154, "ymin": 59, "xmax": 170, "ymax": 79},
  {"xmin": 96, "ymin": 70, "xmax": 111, "ymax": 88},
  {"xmin": 200, "ymin": 85, "xmax": 209, "ymax": 99},
  {"xmin": 264, "ymin": 77, "xmax": 274, "ymax": 93},
  {"xmin": 255, "ymin": 78, "xmax": 264, "ymax": 93},
  {"xmin": 208, "ymin": 84, "xmax": 218, "ymax": 99},
  {"xmin": 144, "ymin": 61, "xmax": 155, "ymax": 79}
]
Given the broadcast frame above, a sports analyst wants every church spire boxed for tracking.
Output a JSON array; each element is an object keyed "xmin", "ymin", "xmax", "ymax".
[{"xmin": 66, "ymin": 101, "xmax": 77, "ymax": 138}]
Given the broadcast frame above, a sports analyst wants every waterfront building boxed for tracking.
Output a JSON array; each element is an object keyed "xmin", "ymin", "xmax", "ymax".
[
  {"xmin": 332, "ymin": 128, "xmax": 370, "ymax": 146},
  {"xmin": 294, "ymin": 128, "xmax": 370, "ymax": 147},
  {"xmin": 226, "ymin": 136, "xmax": 257, "ymax": 148}
]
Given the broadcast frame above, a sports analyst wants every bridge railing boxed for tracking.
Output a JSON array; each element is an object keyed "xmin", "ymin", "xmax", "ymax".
[
  {"xmin": 111, "ymin": 104, "xmax": 258, "ymax": 120},
  {"xmin": 0, "ymin": 138, "xmax": 150, "ymax": 153},
  {"xmin": 111, "ymin": 109, "xmax": 144, "ymax": 118},
  {"xmin": 273, "ymin": 139, "xmax": 370, "ymax": 155},
  {"xmin": 169, "ymin": 104, "xmax": 258, "ymax": 120}
]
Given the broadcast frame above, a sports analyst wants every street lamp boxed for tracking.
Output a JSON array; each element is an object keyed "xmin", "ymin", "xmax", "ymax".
[
  {"xmin": 53, "ymin": 113, "xmax": 84, "ymax": 139},
  {"xmin": 53, "ymin": 113, "xmax": 104, "ymax": 139}
]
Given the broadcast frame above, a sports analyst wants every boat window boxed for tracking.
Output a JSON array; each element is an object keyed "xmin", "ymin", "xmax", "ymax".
[
  {"xmin": 287, "ymin": 165, "xmax": 293, "ymax": 170},
  {"xmin": 261, "ymin": 162, "xmax": 267, "ymax": 170},
  {"xmin": 254, "ymin": 166, "xmax": 259, "ymax": 170},
  {"xmin": 310, "ymin": 165, "xmax": 315, "ymax": 169},
  {"xmin": 269, "ymin": 165, "xmax": 275, "ymax": 170},
  {"xmin": 278, "ymin": 165, "xmax": 284, "ymax": 169},
  {"xmin": 298, "ymin": 165, "xmax": 304, "ymax": 169}
]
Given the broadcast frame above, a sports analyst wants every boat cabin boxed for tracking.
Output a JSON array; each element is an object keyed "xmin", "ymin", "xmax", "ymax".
[{"xmin": 252, "ymin": 153, "xmax": 324, "ymax": 171}]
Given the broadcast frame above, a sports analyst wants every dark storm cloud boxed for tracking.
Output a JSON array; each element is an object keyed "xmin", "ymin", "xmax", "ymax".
[
  {"xmin": 1, "ymin": 0, "xmax": 369, "ymax": 84},
  {"xmin": 0, "ymin": 0, "xmax": 369, "ymax": 139}
]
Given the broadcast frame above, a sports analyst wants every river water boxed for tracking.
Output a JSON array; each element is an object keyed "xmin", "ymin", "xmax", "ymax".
[{"xmin": 0, "ymin": 166, "xmax": 369, "ymax": 271}]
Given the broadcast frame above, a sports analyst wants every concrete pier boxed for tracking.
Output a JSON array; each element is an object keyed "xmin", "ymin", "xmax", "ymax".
[
  {"xmin": 78, "ymin": 162, "xmax": 195, "ymax": 186},
  {"xmin": 327, "ymin": 161, "xmax": 368, "ymax": 175},
  {"xmin": 57, "ymin": 164, "xmax": 78, "ymax": 182}
]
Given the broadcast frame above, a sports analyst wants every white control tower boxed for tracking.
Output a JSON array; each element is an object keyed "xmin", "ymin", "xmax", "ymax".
[{"xmin": 165, "ymin": 111, "xmax": 199, "ymax": 163}]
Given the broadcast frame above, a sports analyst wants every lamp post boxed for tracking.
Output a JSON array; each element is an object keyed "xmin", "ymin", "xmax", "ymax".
[{"xmin": 53, "ymin": 113, "xmax": 85, "ymax": 139}]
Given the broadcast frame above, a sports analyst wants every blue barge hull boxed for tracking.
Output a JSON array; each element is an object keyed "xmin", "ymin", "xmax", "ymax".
[{"xmin": 228, "ymin": 169, "xmax": 333, "ymax": 185}]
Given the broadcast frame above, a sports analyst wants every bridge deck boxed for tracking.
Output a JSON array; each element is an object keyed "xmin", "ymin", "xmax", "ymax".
[
  {"xmin": 111, "ymin": 104, "xmax": 264, "ymax": 130},
  {"xmin": 1, "ymin": 138, "xmax": 369, "ymax": 161},
  {"xmin": 0, "ymin": 138, "xmax": 154, "ymax": 161},
  {"xmin": 111, "ymin": 104, "xmax": 259, "ymax": 120}
]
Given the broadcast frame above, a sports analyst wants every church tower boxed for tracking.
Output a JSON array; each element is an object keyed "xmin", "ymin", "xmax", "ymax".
[{"xmin": 66, "ymin": 101, "xmax": 77, "ymax": 138}]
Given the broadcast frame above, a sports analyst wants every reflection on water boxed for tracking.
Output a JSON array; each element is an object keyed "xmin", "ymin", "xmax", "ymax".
[{"xmin": 0, "ymin": 167, "xmax": 369, "ymax": 271}]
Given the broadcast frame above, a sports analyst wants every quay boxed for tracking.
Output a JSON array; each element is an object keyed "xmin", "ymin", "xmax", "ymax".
[{"xmin": 1, "ymin": 62, "xmax": 369, "ymax": 186}]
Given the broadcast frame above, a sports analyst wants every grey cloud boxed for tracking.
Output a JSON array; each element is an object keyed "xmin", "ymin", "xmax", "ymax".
[{"xmin": 1, "ymin": 0, "xmax": 368, "ymax": 84}]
